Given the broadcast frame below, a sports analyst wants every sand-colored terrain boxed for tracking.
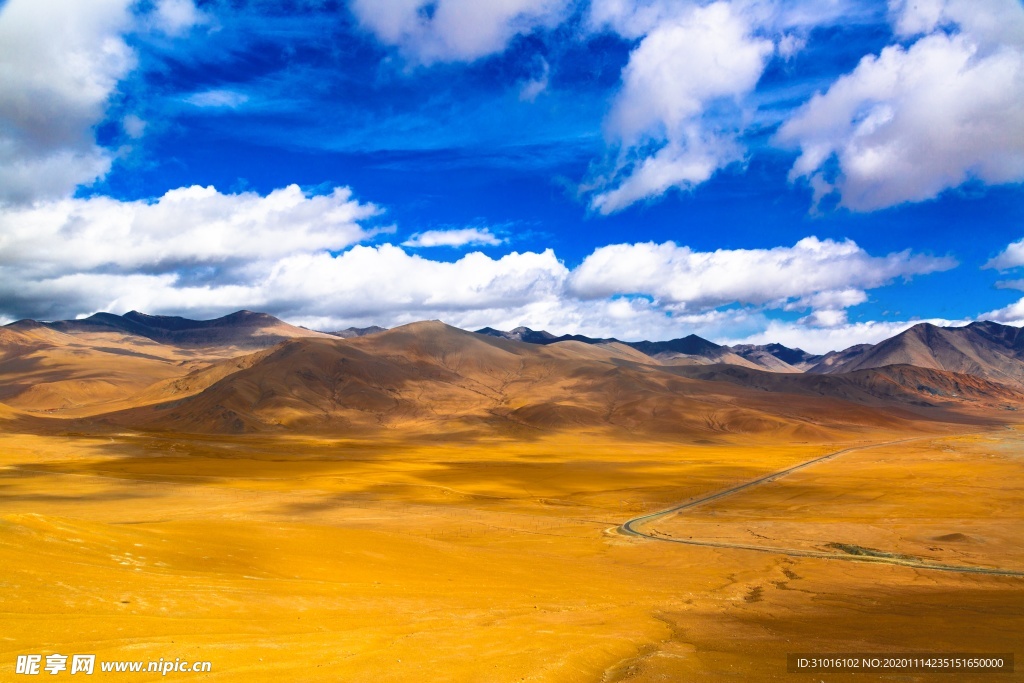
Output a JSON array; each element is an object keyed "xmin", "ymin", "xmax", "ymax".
[
  {"xmin": 1, "ymin": 317, "xmax": 1022, "ymax": 680},
  {"xmin": 0, "ymin": 427, "xmax": 1021, "ymax": 681},
  {"xmin": 645, "ymin": 430, "xmax": 1024, "ymax": 571}
]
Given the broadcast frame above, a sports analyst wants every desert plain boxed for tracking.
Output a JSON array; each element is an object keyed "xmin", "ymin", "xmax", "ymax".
[{"xmin": 0, "ymin": 313, "xmax": 1022, "ymax": 681}]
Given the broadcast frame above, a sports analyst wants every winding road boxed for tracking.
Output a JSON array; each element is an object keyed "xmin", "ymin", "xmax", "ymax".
[{"xmin": 618, "ymin": 438, "xmax": 1024, "ymax": 577}]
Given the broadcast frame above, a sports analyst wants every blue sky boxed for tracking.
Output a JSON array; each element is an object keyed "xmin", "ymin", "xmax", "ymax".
[{"xmin": 0, "ymin": 0, "xmax": 1023, "ymax": 352}]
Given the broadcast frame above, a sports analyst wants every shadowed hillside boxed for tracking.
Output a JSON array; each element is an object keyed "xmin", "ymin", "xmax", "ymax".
[
  {"xmin": 811, "ymin": 321, "xmax": 1024, "ymax": 387},
  {"xmin": 0, "ymin": 311, "xmax": 329, "ymax": 416},
  {"xmin": 36, "ymin": 309, "xmax": 332, "ymax": 348},
  {"xmin": 86, "ymin": 322, "xmax": 1002, "ymax": 439},
  {"xmin": 3, "ymin": 313, "xmax": 1023, "ymax": 438},
  {"xmin": 669, "ymin": 363, "xmax": 1024, "ymax": 410}
]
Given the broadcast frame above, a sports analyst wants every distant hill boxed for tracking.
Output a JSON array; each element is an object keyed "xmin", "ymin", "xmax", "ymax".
[
  {"xmin": 668, "ymin": 362, "xmax": 1024, "ymax": 409},
  {"xmin": 95, "ymin": 321, "xmax": 1007, "ymax": 438},
  {"xmin": 810, "ymin": 321, "xmax": 1024, "ymax": 388},
  {"xmin": 476, "ymin": 326, "xmax": 616, "ymax": 345},
  {"xmin": 325, "ymin": 326, "xmax": 387, "ymax": 339},
  {"xmin": 11, "ymin": 310, "xmax": 331, "ymax": 349},
  {"xmin": 0, "ymin": 310, "xmax": 330, "ymax": 415},
  {"xmin": 476, "ymin": 326, "xmax": 766, "ymax": 369},
  {"xmin": 729, "ymin": 343, "xmax": 820, "ymax": 372},
  {"xmin": 478, "ymin": 321, "xmax": 1024, "ymax": 391},
  {"xmin": 5, "ymin": 310, "xmax": 1024, "ymax": 430}
]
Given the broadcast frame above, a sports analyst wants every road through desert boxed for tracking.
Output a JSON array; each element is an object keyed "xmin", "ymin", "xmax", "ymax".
[{"xmin": 620, "ymin": 436, "xmax": 1024, "ymax": 577}]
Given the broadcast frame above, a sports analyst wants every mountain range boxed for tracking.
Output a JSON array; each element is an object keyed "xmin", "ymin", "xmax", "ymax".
[
  {"xmin": 478, "ymin": 321, "xmax": 1024, "ymax": 385},
  {"xmin": 1, "ymin": 310, "xmax": 1022, "ymax": 438}
]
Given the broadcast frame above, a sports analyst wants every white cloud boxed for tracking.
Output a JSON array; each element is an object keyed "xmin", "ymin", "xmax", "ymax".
[
  {"xmin": 985, "ymin": 237, "xmax": 1024, "ymax": 270},
  {"xmin": 778, "ymin": 0, "xmax": 1024, "ymax": 210},
  {"xmin": 789, "ymin": 288, "xmax": 868, "ymax": 311},
  {"xmin": 152, "ymin": 0, "xmax": 207, "ymax": 36},
  {"xmin": 980, "ymin": 297, "xmax": 1024, "ymax": 325},
  {"xmin": 777, "ymin": 32, "xmax": 807, "ymax": 59},
  {"xmin": 519, "ymin": 57, "xmax": 550, "ymax": 102},
  {"xmin": 797, "ymin": 308, "xmax": 850, "ymax": 328},
  {"xmin": 0, "ymin": 0, "xmax": 136, "ymax": 204},
  {"xmin": 122, "ymin": 114, "xmax": 147, "ymax": 139},
  {"xmin": 995, "ymin": 279, "xmax": 1024, "ymax": 291},
  {"xmin": 0, "ymin": 184, "xmax": 378, "ymax": 283},
  {"xmin": 606, "ymin": 3, "xmax": 769, "ymax": 145},
  {"xmin": 402, "ymin": 227, "xmax": 504, "ymax": 248},
  {"xmin": 588, "ymin": 0, "xmax": 876, "ymax": 39},
  {"xmin": 255, "ymin": 246, "xmax": 568, "ymax": 318},
  {"xmin": 349, "ymin": 0, "xmax": 570, "ymax": 64},
  {"xmin": 184, "ymin": 89, "xmax": 250, "ymax": 108},
  {"xmin": 0, "ymin": 184, "xmax": 955, "ymax": 352},
  {"xmin": 589, "ymin": 2, "xmax": 774, "ymax": 213},
  {"xmin": 981, "ymin": 235, "xmax": 1024, "ymax": 323},
  {"xmin": 0, "ymin": 0, "xmax": 213, "ymax": 204},
  {"xmin": 890, "ymin": 0, "xmax": 1024, "ymax": 46},
  {"xmin": 568, "ymin": 237, "xmax": 955, "ymax": 311},
  {"xmin": 587, "ymin": 0, "xmax": 681, "ymax": 38}
]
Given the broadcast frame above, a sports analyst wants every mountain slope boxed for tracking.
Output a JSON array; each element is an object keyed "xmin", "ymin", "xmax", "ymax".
[
  {"xmin": 669, "ymin": 363, "xmax": 1024, "ymax": 410},
  {"xmin": 729, "ymin": 343, "xmax": 821, "ymax": 372},
  {"xmin": 92, "ymin": 321, "xmax": 998, "ymax": 439},
  {"xmin": 0, "ymin": 323, "xmax": 192, "ymax": 413},
  {"xmin": 813, "ymin": 322, "xmax": 1024, "ymax": 388},
  {"xmin": 476, "ymin": 327, "xmax": 768, "ymax": 369},
  {"xmin": 0, "ymin": 310, "xmax": 331, "ymax": 415},
  {"xmin": 38, "ymin": 310, "xmax": 331, "ymax": 348},
  {"xmin": 325, "ymin": 326, "xmax": 387, "ymax": 339}
]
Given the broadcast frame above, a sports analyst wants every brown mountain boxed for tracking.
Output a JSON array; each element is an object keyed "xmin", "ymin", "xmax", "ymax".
[
  {"xmin": 325, "ymin": 326, "xmax": 388, "ymax": 338},
  {"xmin": 477, "ymin": 326, "xmax": 769, "ymax": 369},
  {"xmin": 669, "ymin": 363, "xmax": 1024, "ymax": 411},
  {"xmin": 3, "ymin": 312, "xmax": 1023, "ymax": 437},
  {"xmin": 810, "ymin": 321, "xmax": 1024, "ymax": 388},
  {"xmin": 33, "ymin": 309, "xmax": 331, "ymax": 348},
  {"xmin": 90, "ymin": 321, "xmax": 1002, "ymax": 439},
  {"xmin": 727, "ymin": 344, "xmax": 812, "ymax": 372},
  {"xmin": 480, "ymin": 321, "xmax": 1024, "ymax": 392},
  {"xmin": 0, "ymin": 310, "xmax": 329, "ymax": 416}
]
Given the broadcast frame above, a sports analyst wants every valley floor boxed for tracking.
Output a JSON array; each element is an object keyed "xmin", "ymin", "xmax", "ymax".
[{"xmin": 0, "ymin": 426, "xmax": 1022, "ymax": 681}]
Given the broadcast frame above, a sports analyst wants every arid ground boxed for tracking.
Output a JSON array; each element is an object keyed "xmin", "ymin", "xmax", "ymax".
[
  {"xmin": 1, "ymin": 427, "xmax": 1021, "ymax": 681},
  {"xmin": 1, "ymin": 315, "xmax": 1023, "ymax": 681}
]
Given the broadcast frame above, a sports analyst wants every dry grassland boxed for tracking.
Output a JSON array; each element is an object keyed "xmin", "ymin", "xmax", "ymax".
[{"xmin": 0, "ymin": 426, "xmax": 1021, "ymax": 681}]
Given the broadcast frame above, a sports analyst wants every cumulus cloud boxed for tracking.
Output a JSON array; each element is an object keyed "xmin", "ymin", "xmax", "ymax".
[
  {"xmin": 151, "ymin": 0, "xmax": 207, "ymax": 36},
  {"xmin": 890, "ymin": 0, "xmax": 1024, "ymax": 46},
  {"xmin": 0, "ymin": 185, "xmax": 379, "ymax": 318},
  {"xmin": 584, "ymin": 0, "xmax": 882, "ymax": 213},
  {"xmin": 0, "ymin": 0, "xmax": 136, "ymax": 204},
  {"xmin": 0, "ymin": 0, "xmax": 214, "ymax": 204},
  {"xmin": 402, "ymin": 227, "xmax": 504, "ymax": 248},
  {"xmin": 777, "ymin": 0, "xmax": 1024, "ymax": 210},
  {"xmin": 980, "ymin": 294, "xmax": 1024, "ymax": 325},
  {"xmin": 0, "ymin": 182, "xmax": 954, "ymax": 351},
  {"xmin": 588, "ymin": 0, "xmax": 874, "ymax": 39},
  {"xmin": 122, "ymin": 114, "xmax": 147, "ymax": 139},
  {"xmin": 587, "ymin": 0, "xmax": 677, "ymax": 38},
  {"xmin": 568, "ymin": 237, "xmax": 955, "ymax": 312},
  {"xmin": 981, "ymin": 235, "xmax": 1024, "ymax": 321},
  {"xmin": 777, "ymin": 32, "xmax": 807, "ymax": 59},
  {"xmin": 589, "ymin": 2, "xmax": 774, "ymax": 213},
  {"xmin": 349, "ymin": 0, "xmax": 570, "ymax": 64},
  {"xmin": 254, "ymin": 246, "xmax": 568, "ymax": 319},
  {"xmin": 984, "ymin": 237, "xmax": 1024, "ymax": 270}
]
